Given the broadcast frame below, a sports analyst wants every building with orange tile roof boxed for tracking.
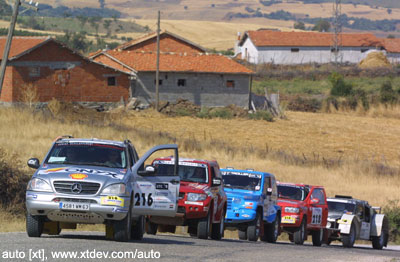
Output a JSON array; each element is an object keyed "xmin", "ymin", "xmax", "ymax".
[
  {"xmin": 236, "ymin": 30, "xmax": 384, "ymax": 65},
  {"xmin": 380, "ymin": 38, "xmax": 400, "ymax": 64}
]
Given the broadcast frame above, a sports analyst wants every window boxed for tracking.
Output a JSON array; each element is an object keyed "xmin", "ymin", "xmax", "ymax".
[
  {"xmin": 177, "ymin": 79, "xmax": 186, "ymax": 87},
  {"xmin": 226, "ymin": 80, "xmax": 235, "ymax": 88},
  {"xmin": 154, "ymin": 79, "xmax": 163, "ymax": 85},
  {"xmin": 331, "ymin": 48, "xmax": 340, "ymax": 53},
  {"xmin": 291, "ymin": 48, "xmax": 300, "ymax": 53},
  {"xmin": 361, "ymin": 48, "xmax": 369, "ymax": 53},
  {"xmin": 311, "ymin": 188, "xmax": 326, "ymax": 204},
  {"xmin": 29, "ymin": 67, "xmax": 40, "ymax": 77},
  {"xmin": 107, "ymin": 76, "xmax": 116, "ymax": 86}
]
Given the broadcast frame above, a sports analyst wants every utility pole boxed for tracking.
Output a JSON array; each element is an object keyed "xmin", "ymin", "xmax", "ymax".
[
  {"xmin": 332, "ymin": 0, "xmax": 342, "ymax": 67},
  {"xmin": 155, "ymin": 10, "xmax": 160, "ymax": 112},
  {"xmin": 0, "ymin": 0, "xmax": 39, "ymax": 97}
]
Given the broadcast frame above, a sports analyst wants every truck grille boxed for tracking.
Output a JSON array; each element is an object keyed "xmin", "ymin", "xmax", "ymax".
[
  {"xmin": 53, "ymin": 181, "xmax": 101, "ymax": 195},
  {"xmin": 227, "ymin": 197, "xmax": 232, "ymax": 210}
]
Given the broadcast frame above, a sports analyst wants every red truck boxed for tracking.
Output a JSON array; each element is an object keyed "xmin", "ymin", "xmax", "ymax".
[
  {"xmin": 146, "ymin": 158, "xmax": 227, "ymax": 240},
  {"xmin": 277, "ymin": 182, "xmax": 328, "ymax": 246}
]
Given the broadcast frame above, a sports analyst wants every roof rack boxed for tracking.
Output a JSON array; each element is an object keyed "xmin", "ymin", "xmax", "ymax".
[
  {"xmin": 54, "ymin": 135, "xmax": 73, "ymax": 142},
  {"xmin": 226, "ymin": 167, "xmax": 234, "ymax": 169},
  {"xmin": 335, "ymin": 195, "xmax": 353, "ymax": 199},
  {"xmin": 124, "ymin": 139, "xmax": 131, "ymax": 144}
]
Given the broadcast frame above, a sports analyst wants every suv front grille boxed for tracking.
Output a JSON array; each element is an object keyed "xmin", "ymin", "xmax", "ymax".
[{"xmin": 53, "ymin": 181, "xmax": 101, "ymax": 195}]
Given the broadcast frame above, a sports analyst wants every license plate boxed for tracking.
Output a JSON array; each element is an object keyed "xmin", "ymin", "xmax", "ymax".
[
  {"xmin": 60, "ymin": 202, "xmax": 90, "ymax": 211},
  {"xmin": 282, "ymin": 216, "xmax": 296, "ymax": 224}
]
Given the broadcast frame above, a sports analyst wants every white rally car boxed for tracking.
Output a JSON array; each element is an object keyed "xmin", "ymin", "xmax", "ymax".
[
  {"xmin": 325, "ymin": 195, "xmax": 389, "ymax": 249},
  {"xmin": 26, "ymin": 137, "xmax": 180, "ymax": 242}
]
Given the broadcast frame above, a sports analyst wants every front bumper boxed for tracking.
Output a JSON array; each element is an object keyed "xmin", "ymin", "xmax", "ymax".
[
  {"xmin": 225, "ymin": 208, "xmax": 256, "ymax": 224},
  {"xmin": 26, "ymin": 191, "xmax": 130, "ymax": 223},
  {"xmin": 280, "ymin": 213, "xmax": 301, "ymax": 227}
]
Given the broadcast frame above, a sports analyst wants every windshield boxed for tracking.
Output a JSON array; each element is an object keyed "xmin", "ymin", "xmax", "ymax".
[
  {"xmin": 278, "ymin": 185, "xmax": 309, "ymax": 201},
  {"xmin": 154, "ymin": 162, "xmax": 208, "ymax": 183},
  {"xmin": 328, "ymin": 201, "xmax": 356, "ymax": 214},
  {"xmin": 45, "ymin": 143, "xmax": 127, "ymax": 168},
  {"xmin": 221, "ymin": 171, "xmax": 262, "ymax": 191}
]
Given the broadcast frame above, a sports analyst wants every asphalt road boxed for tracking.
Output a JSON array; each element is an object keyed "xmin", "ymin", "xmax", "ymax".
[{"xmin": 0, "ymin": 232, "xmax": 399, "ymax": 262}]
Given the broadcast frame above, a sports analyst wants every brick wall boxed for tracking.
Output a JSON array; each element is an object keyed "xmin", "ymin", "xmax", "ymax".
[
  {"xmin": 0, "ymin": 66, "xmax": 14, "ymax": 102},
  {"xmin": 124, "ymin": 35, "xmax": 204, "ymax": 53},
  {"xmin": 1, "ymin": 40, "xmax": 131, "ymax": 103}
]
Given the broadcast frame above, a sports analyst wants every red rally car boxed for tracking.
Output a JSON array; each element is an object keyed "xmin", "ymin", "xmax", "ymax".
[
  {"xmin": 146, "ymin": 157, "xmax": 227, "ymax": 240},
  {"xmin": 277, "ymin": 182, "xmax": 328, "ymax": 246}
]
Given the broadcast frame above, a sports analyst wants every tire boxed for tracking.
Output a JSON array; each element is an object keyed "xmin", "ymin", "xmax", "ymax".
[
  {"xmin": 146, "ymin": 221, "xmax": 158, "ymax": 235},
  {"xmin": 211, "ymin": 210, "xmax": 225, "ymax": 240},
  {"xmin": 131, "ymin": 215, "xmax": 145, "ymax": 240},
  {"xmin": 247, "ymin": 213, "xmax": 261, "ymax": 242},
  {"xmin": 372, "ymin": 229, "xmax": 387, "ymax": 250},
  {"xmin": 262, "ymin": 215, "xmax": 280, "ymax": 243},
  {"xmin": 238, "ymin": 229, "xmax": 247, "ymax": 240},
  {"xmin": 197, "ymin": 212, "xmax": 211, "ymax": 239},
  {"xmin": 312, "ymin": 229, "xmax": 323, "ymax": 246},
  {"xmin": 114, "ymin": 202, "xmax": 132, "ymax": 242},
  {"xmin": 26, "ymin": 213, "xmax": 44, "ymax": 238},
  {"xmin": 342, "ymin": 223, "xmax": 356, "ymax": 248},
  {"xmin": 294, "ymin": 218, "xmax": 306, "ymax": 245}
]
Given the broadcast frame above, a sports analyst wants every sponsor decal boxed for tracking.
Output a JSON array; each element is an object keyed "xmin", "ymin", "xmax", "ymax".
[
  {"xmin": 154, "ymin": 205, "xmax": 168, "ymax": 209},
  {"xmin": 100, "ymin": 196, "xmax": 124, "ymax": 207},
  {"xmin": 242, "ymin": 214, "xmax": 250, "ymax": 218},
  {"xmin": 154, "ymin": 160, "xmax": 207, "ymax": 168},
  {"xmin": 155, "ymin": 191, "xmax": 169, "ymax": 196},
  {"xmin": 221, "ymin": 171, "xmax": 262, "ymax": 179},
  {"xmin": 311, "ymin": 207, "xmax": 322, "ymax": 225},
  {"xmin": 282, "ymin": 215, "xmax": 296, "ymax": 224},
  {"xmin": 138, "ymin": 183, "xmax": 152, "ymax": 188},
  {"xmin": 27, "ymin": 193, "xmax": 37, "ymax": 199},
  {"xmin": 185, "ymin": 201, "xmax": 203, "ymax": 206},
  {"xmin": 156, "ymin": 183, "xmax": 169, "ymax": 190},
  {"xmin": 69, "ymin": 173, "xmax": 88, "ymax": 180},
  {"xmin": 41, "ymin": 167, "xmax": 123, "ymax": 179}
]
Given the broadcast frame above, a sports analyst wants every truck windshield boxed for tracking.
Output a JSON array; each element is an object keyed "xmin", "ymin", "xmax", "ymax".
[
  {"xmin": 221, "ymin": 171, "xmax": 262, "ymax": 191},
  {"xmin": 278, "ymin": 185, "xmax": 309, "ymax": 201},
  {"xmin": 45, "ymin": 143, "xmax": 127, "ymax": 169},
  {"xmin": 328, "ymin": 201, "xmax": 356, "ymax": 214},
  {"xmin": 155, "ymin": 163, "xmax": 208, "ymax": 184}
]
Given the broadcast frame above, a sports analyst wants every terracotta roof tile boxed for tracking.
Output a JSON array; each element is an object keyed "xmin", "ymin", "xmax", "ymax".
[
  {"xmin": 244, "ymin": 30, "xmax": 383, "ymax": 48},
  {"xmin": 0, "ymin": 36, "xmax": 49, "ymax": 60},
  {"xmin": 381, "ymin": 38, "xmax": 400, "ymax": 53},
  {"xmin": 96, "ymin": 51, "xmax": 253, "ymax": 74}
]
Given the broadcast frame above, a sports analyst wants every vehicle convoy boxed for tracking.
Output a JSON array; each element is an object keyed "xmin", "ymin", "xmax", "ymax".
[
  {"xmin": 26, "ymin": 136, "xmax": 180, "ymax": 242},
  {"xmin": 277, "ymin": 182, "xmax": 328, "ymax": 246},
  {"xmin": 325, "ymin": 195, "xmax": 389, "ymax": 249},
  {"xmin": 220, "ymin": 168, "xmax": 281, "ymax": 242},
  {"xmin": 146, "ymin": 158, "xmax": 227, "ymax": 240}
]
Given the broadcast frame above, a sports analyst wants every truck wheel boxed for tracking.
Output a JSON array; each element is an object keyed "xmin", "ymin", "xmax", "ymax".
[
  {"xmin": 312, "ymin": 229, "xmax": 323, "ymax": 246},
  {"xmin": 211, "ymin": 210, "xmax": 225, "ymax": 240},
  {"xmin": 372, "ymin": 229, "xmax": 387, "ymax": 250},
  {"xmin": 114, "ymin": 204, "xmax": 132, "ymax": 242},
  {"xmin": 26, "ymin": 213, "xmax": 43, "ymax": 238},
  {"xmin": 146, "ymin": 221, "xmax": 158, "ymax": 235},
  {"xmin": 131, "ymin": 215, "xmax": 145, "ymax": 240},
  {"xmin": 294, "ymin": 218, "xmax": 306, "ymax": 245},
  {"xmin": 238, "ymin": 229, "xmax": 247, "ymax": 240},
  {"xmin": 262, "ymin": 215, "xmax": 280, "ymax": 243},
  {"xmin": 342, "ymin": 223, "xmax": 356, "ymax": 248},
  {"xmin": 247, "ymin": 213, "xmax": 261, "ymax": 242},
  {"xmin": 197, "ymin": 212, "xmax": 211, "ymax": 239}
]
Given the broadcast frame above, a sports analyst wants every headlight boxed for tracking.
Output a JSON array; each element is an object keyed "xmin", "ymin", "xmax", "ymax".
[
  {"xmin": 326, "ymin": 222, "xmax": 332, "ymax": 228},
  {"xmin": 232, "ymin": 197, "xmax": 242, "ymax": 204},
  {"xmin": 101, "ymin": 183, "xmax": 127, "ymax": 195},
  {"xmin": 27, "ymin": 178, "xmax": 53, "ymax": 192},
  {"xmin": 187, "ymin": 193, "xmax": 207, "ymax": 202},
  {"xmin": 285, "ymin": 207, "xmax": 300, "ymax": 213}
]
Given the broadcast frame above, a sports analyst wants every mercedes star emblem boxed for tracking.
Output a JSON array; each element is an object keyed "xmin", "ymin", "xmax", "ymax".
[{"xmin": 71, "ymin": 183, "xmax": 82, "ymax": 194}]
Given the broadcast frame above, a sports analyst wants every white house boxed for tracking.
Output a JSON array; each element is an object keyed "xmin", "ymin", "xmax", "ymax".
[{"xmin": 235, "ymin": 30, "xmax": 384, "ymax": 65}]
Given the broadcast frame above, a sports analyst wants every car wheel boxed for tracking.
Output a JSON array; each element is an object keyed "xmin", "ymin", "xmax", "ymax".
[
  {"xmin": 294, "ymin": 218, "xmax": 306, "ymax": 245},
  {"xmin": 262, "ymin": 214, "xmax": 280, "ymax": 243},
  {"xmin": 211, "ymin": 210, "xmax": 225, "ymax": 240},
  {"xmin": 114, "ymin": 201, "xmax": 132, "ymax": 242},
  {"xmin": 312, "ymin": 229, "xmax": 323, "ymax": 246},
  {"xmin": 146, "ymin": 221, "xmax": 158, "ymax": 235},
  {"xmin": 247, "ymin": 212, "xmax": 261, "ymax": 242},
  {"xmin": 372, "ymin": 229, "xmax": 388, "ymax": 250},
  {"xmin": 131, "ymin": 215, "xmax": 145, "ymax": 240},
  {"xmin": 26, "ymin": 213, "xmax": 43, "ymax": 238},
  {"xmin": 238, "ymin": 229, "xmax": 247, "ymax": 240},
  {"xmin": 342, "ymin": 223, "xmax": 356, "ymax": 248},
  {"xmin": 197, "ymin": 211, "xmax": 211, "ymax": 239}
]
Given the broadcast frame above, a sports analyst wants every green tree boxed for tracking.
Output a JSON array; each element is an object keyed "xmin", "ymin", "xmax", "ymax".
[
  {"xmin": 294, "ymin": 21, "xmax": 305, "ymax": 30},
  {"xmin": 312, "ymin": 19, "xmax": 331, "ymax": 32},
  {"xmin": 329, "ymin": 72, "xmax": 353, "ymax": 97},
  {"xmin": 77, "ymin": 15, "xmax": 88, "ymax": 28},
  {"xmin": 380, "ymin": 81, "xmax": 397, "ymax": 105},
  {"xmin": 103, "ymin": 19, "xmax": 112, "ymax": 36}
]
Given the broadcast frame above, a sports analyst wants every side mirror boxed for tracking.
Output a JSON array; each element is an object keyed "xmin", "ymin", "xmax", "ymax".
[
  {"xmin": 311, "ymin": 198, "xmax": 320, "ymax": 205},
  {"xmin": 266, "ymin": 188, "xmax": 273, "ymax": 196},
  {"xmin": 138, "ymin": 165, "xmax": 156, "ymax": 176},
  {"xmin": 27, "ymin": 158, "xmax": 40, "ymax": 169},
  {"xmin": 212, "ymin": 177, "xmax": 222, "ymax": 187}
]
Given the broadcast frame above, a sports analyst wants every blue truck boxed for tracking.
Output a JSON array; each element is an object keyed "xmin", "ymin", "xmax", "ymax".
[{"xmin": 221, "ymin": 168, "xmax": 281, "ymax": 242}]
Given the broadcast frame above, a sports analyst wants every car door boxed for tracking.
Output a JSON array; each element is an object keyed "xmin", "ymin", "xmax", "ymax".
[
  {"xmin": 131, "ymin": 144, "xmax": 180, "ymax": 217},
  {"xmin": 359, "ymin": 204, "xmax": 371, "ymax": 240},
  {"xmin": 264, "ymin": 175, "xmax": 278, "ymax": 223},
  {"xmin": 308, "ymin": 188, "xmax": 328, "ymax": 228}
]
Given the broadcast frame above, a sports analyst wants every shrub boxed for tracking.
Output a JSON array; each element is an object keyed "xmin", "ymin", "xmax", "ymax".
[
  {"xmin": 380, "ymin": 81, "xmax": 398, "ymax": 105},
  {"xmin": 329, "ymin": 72, "xmax": 353, "ymax": 97},
  {"xmin": 209, "ymin": 108, "xmax": 233, "ymax": 119},
  {"xmin": 196, "ymin": 107, "xmax": 211, "ymax": 119},
  {"xmin": 383, "ymin": 201, "xmax": 400, "ymax": 244},
  {"xmin": 175, "ymin": 108, "xmax": 192, "ymax": 117},
  {"xmin": 287, "ymin": 96, "xmax": 322, "ymax": 112},
  {"xmin": 248, "ymin": 110, "xmax": 274, "ymax": 122}
]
